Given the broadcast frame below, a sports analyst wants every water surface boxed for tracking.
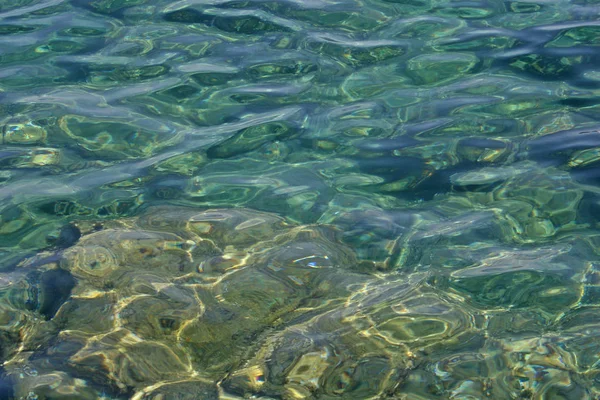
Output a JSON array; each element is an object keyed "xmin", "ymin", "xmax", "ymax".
[{"xmin": 1, "ymin": 0, "xmax": 600, "ymax": 398}]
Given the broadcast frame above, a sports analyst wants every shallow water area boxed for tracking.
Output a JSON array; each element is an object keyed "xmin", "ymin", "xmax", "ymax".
[{"xmin": 1, "ymin": 0, "xmax": 600, "ymax": 398}]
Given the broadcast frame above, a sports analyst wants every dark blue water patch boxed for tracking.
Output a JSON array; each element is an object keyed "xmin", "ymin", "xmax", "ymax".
[
  {"xmin": 568, "ymin": 77, "xmax": 600, "ymax": 90},
  {"xmin": 355, "ymin": 155, "xmax": 480, "ymax": 200},
  {"xmin": 571, "ymin": 166, "xmax": 600, "ymax": 189},
  {"xmin": 206, "ymin": 121, "xmax": 299, "ymax": 159},
  {"xmin": 452, "ymin": 180, "xmax": 503, "ymax": 194},
  {"xmin": 70, "ymin": 0, "xmax": 137, "ymax": 18},
  {"xmin": 164, "ymin": 7, "xmax": 291, "ymax": 34},
  {"xmin": 0, "ymin": 149, "xmax": 28, "ymax": 165},
  {"xmin": 0, "ymin": 24, "xmax": 36, "ymax": 35},
  {"xmin": 352, "ymin": 122, "xmax": 434, "ymax": 152},
  {"xmin": 53, "ymin": 59, "xmax": 112, "ymax": 85},
  {"xmin": 0, "ymin": 364, "xmax": 13, "ymax": 400},
  {"xmin": 156, "ymin": 84, "xmax": 200, "ymax": 102},
  {"xmin": 410, "ymin": 161, "xmax": 482, "ymax": 200},
  {"xmin": 355, "ymin": 156, "xmax": 426, "ymax": 183},
  {"xmin": 559, "ymin": 97, "xmax": 600, "ymax": 108},
  {"xmin": 24, "ymin": 268, "xmax": 76, "ymax": 320},
  {"xmin": 53, "ymin": 223, "xmax": 81, "ymax": 249},
  {"xmin": 526, "ymin": 125, "xmax": 600, "ymax": 166},
  {"xmin": 459, "ymin": 137, "xmax": 507, "ymax": 149},
  {"xmin": 494, "ymin": 50, "xmax": 599, "ymax": 86},
  {"xmin": 575, "ymin": 191, "xmax": 600, "ymax": 225}
]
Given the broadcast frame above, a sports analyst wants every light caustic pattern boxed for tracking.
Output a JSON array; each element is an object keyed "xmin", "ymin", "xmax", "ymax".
[{"xmin": 1, "ymin": 0, "xmax": 600, "ymax": 398}]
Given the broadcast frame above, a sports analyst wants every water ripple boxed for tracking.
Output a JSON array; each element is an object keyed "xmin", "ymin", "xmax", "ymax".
[{"xmin": 1, "ymin": 0, "xmax": 600, "ymax": 398}]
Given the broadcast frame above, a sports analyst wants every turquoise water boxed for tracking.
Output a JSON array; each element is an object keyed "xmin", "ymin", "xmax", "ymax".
[{"xmin": 1, "ymin": 0, "xmax": 600, "ymax": 398}]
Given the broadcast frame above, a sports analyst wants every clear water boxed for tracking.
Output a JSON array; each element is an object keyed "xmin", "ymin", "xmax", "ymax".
[{"xmin": 1, "ymin": 0, "xmax": 600, "ymax": 398}]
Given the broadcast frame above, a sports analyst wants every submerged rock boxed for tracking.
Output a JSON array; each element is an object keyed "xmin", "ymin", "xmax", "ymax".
[
  {"xmin": 0, "ymin": 203, "xmax": 597, "ymax": 399},
  {"xmin": 1, "ymin": 206, "xmax": 376, "ymax": 397}
]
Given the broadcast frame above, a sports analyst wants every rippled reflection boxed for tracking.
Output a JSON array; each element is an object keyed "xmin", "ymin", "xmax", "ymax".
[{"xmin": 1, "ymin": 0, "xmax": 600, "ymax": 398}]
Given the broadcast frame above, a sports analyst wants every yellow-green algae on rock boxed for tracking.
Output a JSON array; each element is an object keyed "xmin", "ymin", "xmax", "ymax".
[{"xmin": 1, "ymin": 202, "xmax": 598, "ymax": 399}]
